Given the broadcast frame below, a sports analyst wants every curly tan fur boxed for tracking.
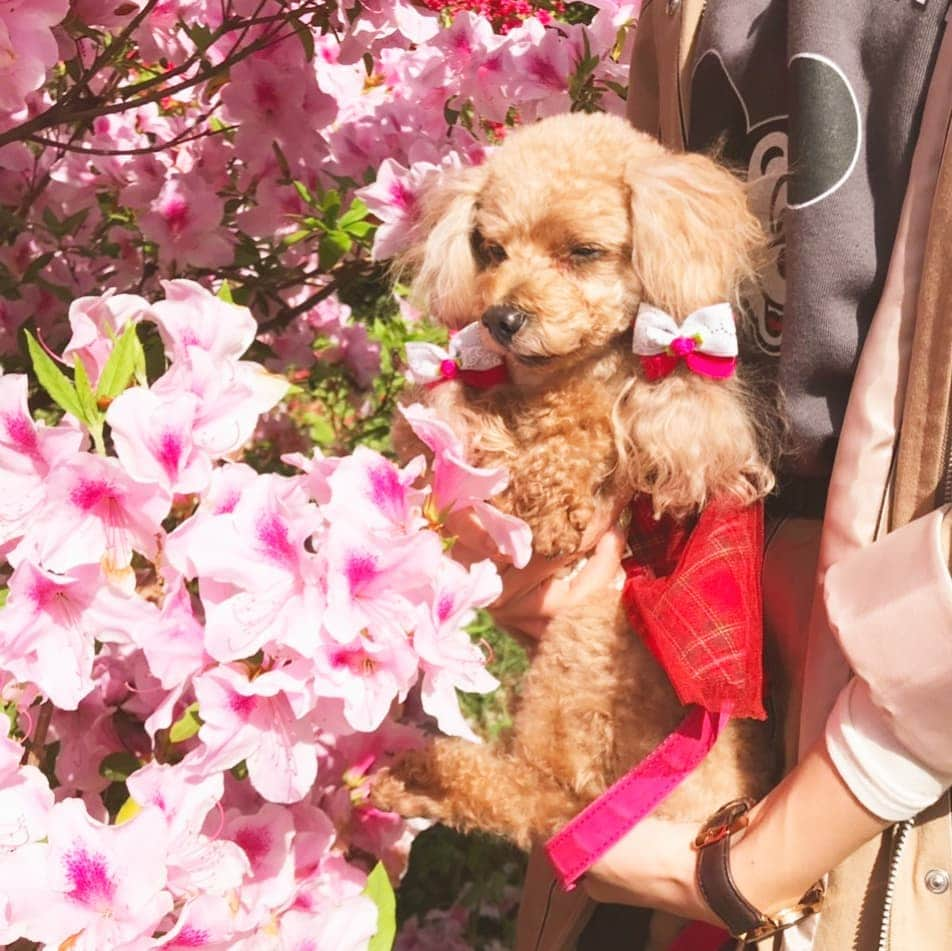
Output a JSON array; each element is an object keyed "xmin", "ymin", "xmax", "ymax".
[{"xmin": 374, "ymin": 112, "xmax": 779, "ymax": 853}]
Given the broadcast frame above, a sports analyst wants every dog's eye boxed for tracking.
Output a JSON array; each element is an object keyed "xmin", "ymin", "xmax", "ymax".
[
  {"xmin": 473, "ymin": 231, "xmax": 508, "ymax": 269},
  {"xmin": 483, "ymin": 241, "xmax": 507, "ymax": 265},
  {"xmin": 568, "ymin": 246, "xmax": 604, "ymax": 262}
]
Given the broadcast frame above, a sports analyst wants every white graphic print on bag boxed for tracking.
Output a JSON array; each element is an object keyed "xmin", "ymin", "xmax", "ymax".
[
  {"xmin": 689, "ymin": 50, "xmax": 788, "ymax": 356},
  {"xmin": 688, "ymin": 51, "xmax": 861, "ymax": 357}
]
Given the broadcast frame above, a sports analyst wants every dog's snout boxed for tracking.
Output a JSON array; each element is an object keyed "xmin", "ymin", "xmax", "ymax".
[{"xmin": 482, "ymin": 305, "xmax": 527, "ymax": 345}]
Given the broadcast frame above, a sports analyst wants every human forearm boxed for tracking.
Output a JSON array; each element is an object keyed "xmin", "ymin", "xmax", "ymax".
[{"xmin": 729, "ymin": 739, "xmax": 889, "ymax": 915}]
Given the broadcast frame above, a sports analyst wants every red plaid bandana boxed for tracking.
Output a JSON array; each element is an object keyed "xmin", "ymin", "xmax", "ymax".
[{"xmin": 621, "ymin": 495, "xmax": 766, "ymax": 720}]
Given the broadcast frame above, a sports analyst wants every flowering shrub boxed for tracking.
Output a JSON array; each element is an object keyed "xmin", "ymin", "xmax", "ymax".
[{"xmin": 0, "ymin": 0, "xmax": 638, "ymax": 947}]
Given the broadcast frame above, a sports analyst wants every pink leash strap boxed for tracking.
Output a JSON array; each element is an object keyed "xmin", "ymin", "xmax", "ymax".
[{"xmin": 544, "ymin": 705, "xmax": 729, "ymax": 891}]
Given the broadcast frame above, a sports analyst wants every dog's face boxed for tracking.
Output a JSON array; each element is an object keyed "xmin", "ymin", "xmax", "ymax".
[
  {"xmin": 469, "ymin": 161, "xmax": 638, "ymax": 378},
  {"xmin": 403, "ymin": 113, "xmax": 764, "ymax": 386},
  {"xmin": 402, "ymin": 113, "xmax": 776, "ymax": 514}
]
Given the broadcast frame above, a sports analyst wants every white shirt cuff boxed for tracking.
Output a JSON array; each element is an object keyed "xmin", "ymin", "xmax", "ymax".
[{"xmin": 825, "ymin": 678, "xmax": 951, "ymax": 822}]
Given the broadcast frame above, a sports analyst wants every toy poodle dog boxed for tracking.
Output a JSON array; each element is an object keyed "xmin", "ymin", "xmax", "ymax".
[{"xmin": 372, "ymin": 112, "xmax": 778, "ymax": 858}]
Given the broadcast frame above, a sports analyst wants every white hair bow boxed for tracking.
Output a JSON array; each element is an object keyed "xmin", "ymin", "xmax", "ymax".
[
  {"xmin": 405, "ymin": 322, "xmax": 508, "ymax": 388},
  {"xmin": 632, "ymin": 302, "xmax": 738, "ymax": 380}
]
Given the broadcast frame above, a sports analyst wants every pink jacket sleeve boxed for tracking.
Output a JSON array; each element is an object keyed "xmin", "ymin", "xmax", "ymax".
[{"xmin": 822, "ymin": 506, "xmax": 952, "ymax": 778}]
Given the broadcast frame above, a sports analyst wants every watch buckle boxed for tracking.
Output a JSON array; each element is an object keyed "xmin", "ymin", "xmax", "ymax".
[{"xmin": 692, "ymin": 796, "xmax": 755, "ymax": 850}]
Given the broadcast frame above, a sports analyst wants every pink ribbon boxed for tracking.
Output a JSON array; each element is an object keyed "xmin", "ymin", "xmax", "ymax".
[{"xmin": 640, "ymin": 336, "xmax": 737, "ymax": 382}]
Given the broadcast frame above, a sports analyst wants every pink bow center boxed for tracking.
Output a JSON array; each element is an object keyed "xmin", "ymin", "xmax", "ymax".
[
  {"xmin": 667, "ymin": 334, "xmax": 702, "ymax": 358},
  {"xmin": 439, "ymin": 358, "xmax": 459, "ymax": 380}
]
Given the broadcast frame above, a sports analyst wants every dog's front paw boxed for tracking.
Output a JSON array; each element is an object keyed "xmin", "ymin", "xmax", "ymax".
[{"xmin": 370, "ymin": 752, "xmax": 445, "ymax": 821}]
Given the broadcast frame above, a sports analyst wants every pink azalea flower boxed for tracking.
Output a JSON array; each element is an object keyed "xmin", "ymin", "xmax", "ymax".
[
  {"xmin": 279, "ymin": 898, "xmax": 378, "ymax": 951},
  {"xmin": 155, "ymin": 894, "xmax": 239, "ymax": 950},
  {"xmin": 322, "ymin": 524, "xmax": 444, "ymax": 644},
  {"xmin": 0, "ymin": 735, "xmax": 53, "ymax": 851},
  {"xmin": 323, "ymin": 445, "xmax": 426, "ymax": 535},
  {"xmin": 358, "ymin": 156, "xmax": 444, "ymax": 261},
  {"xmin": 414, "ymin": 558, "xmax": 501, "ymax": 741},
  {"xmin": 107, "ymin": 387, "xmax": 213, "ymax": 495},
  {"xmin": 221, "ymin": 803, "xmax": 297, "ymax": 920},
  {"xmin": 164, "ymin": 462, "xmax": 261, "ymax": 577},
  {"xmin": 15, "ymin": 453, "xmax": 170, "ymax": 588},
  {"xmin": 150, "ymin": 279, "xmax": 257, "ymax": 364},
  {"xmin": 127, "ymin": 761, "xmax": 250, "ymax": 898},
  {"xmin": 0, "ymin": 561, "xmax": 158, "ymax": 709},
  {"xmin": 62, "ymin": 290, "xmax": 155, "ymax": 386},
  {"xmin": 0, "ymin": 372, "xmax": 84, "ymax": 553},
  {"xmin": 133, "ymin": 576, "xmax": 210, "ymax": 688},
  {"xmin": 139, "ymin": 174, "xmax": 233, "ymax": 269},
  {"xmin": 193, "ymin": 665, "xmax": 319, "ymax": 804},
  {"xmin": 150, "ymin": 347, "xmax": 288, "ymax": 459},
  {"xmin": 0, "ymin": 0, "xmax": 69, "ymax": 118},
  {"xmin": 16, "ymin": 799, "xmax": 172, "ymax": 950},
  {"xmin": 312, "ymin": 629, "xmax": 420, "ymax": 732},
  {"xmin": 399, "ymin": 402, "xmax": 533, "ymax": 567},
  {"xmin": 181, "ymin": 474, "xmax": 323, "ymax": 660}
]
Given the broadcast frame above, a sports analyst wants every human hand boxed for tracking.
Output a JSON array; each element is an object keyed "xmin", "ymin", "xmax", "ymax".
[
  {"xmin": 489, "ymin": 527, "xmax": 627, "ymax": 639},
  {"xmin": 582, "ymin": 815, "xmax": 718, "ymax": 924},
  {"xmin": 445, "ymin": 501, "xmax": 628, "ymax": 639}
]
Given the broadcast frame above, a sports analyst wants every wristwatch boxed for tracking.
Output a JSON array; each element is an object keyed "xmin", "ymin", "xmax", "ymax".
[{"xmin": 694, "ymin": 798, "xmax": 825, "ymax": 943}]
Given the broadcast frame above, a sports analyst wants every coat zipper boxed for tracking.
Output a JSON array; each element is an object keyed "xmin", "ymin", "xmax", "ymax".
[
  {"xmin": 941, "ymin": 383, "xmax": 952, "ymax": 505},
  {"xmin": 877, "ymin": 820, "xmax": 914, "ymax": 951}
]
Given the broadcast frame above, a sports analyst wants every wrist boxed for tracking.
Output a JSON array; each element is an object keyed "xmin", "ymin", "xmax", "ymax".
[{"xmin": 693, "ymin": 798, "xmax": 824, "ymax": 941}]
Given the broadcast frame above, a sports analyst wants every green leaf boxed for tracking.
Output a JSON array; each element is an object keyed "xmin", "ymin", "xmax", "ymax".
[
  {"xmin": 96, "ymin": 323, "xmax": 144, "ymax": 399},
  {"xmin": 343, "ymin": 220, "xmax": 375, "ymax": 239},
  {"xmin": 99, "ymin": 751, "xmax": 140, "ymax": 782},
  {"xmin": 283, "ymin": 229, "xmax": 312, "ymax": 246},
  {"xmin": 293, "ymin": 180, "xmax": 315, "ymax": 206},
  {"xmin": 169, "ymin": 702, "xmax": 202, "ymax": 744},
  {"xmin": 217, "ymin": 280, "xmax": 234, "ymax": 303},
  {"xmin": 364, "ymin": 862, "xmax": 396, "ymax": 951},
  {"xmin": 338, "ymin": 198, "xmax": 369, "ymax": 230},
  {"xmin": 318, "ymin": 230, "xmax": 352, "ymax": 271},
  {"xmin": 321, "ymin": 189, "xmax": 342, "ymax": 225},
  {"xmin": 23, "ymin": 251, "xmax": 55, "ymax": 284},
  {"xmin": 73, "ymin": 357, "xmax": 101, "ymax": 425},
  {"xmin": 60, "ymin": 207, "xmax": 90, "ymax": 237},
  {"xmin": 25, "ymin": 331, "xmax": 84, "ymax": 420}
]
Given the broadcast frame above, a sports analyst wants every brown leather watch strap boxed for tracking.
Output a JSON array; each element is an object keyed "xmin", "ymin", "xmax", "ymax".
[{"xmin": 696, "ymin": 832, "xmax": 766, "ymax": 938}]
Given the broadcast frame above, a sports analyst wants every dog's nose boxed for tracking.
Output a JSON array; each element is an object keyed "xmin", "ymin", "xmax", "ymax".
[{"xmin": 482, "ymin": 305, "xmax": 527, "ymax": 345}]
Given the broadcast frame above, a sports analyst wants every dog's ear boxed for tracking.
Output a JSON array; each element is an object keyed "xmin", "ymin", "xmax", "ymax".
[
  {"xmin": 625, "ymin": 149, "xmax": 764, "ymax": 317},
  {"xmin": 615, "ymin": 149, "xmax": 775, "ymax": 516},
  {"xmin": 398, "ymin": 162, "xmax": 488, "ymax": 328}
]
